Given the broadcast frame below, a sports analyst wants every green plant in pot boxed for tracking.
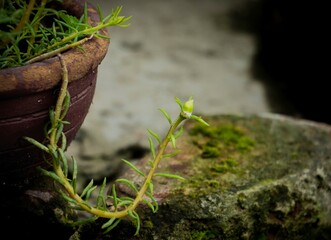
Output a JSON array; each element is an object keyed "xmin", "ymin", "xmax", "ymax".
[
  {"xmin": 0, "ymin": 0, "xmax": 210, "ymax": 238},
  {"xmin": 0, "ymin": 0, "xmax": 130, "ymax": 183},
  {"xmin": 0, "ymin": 0, "xmax": 131, "ymax": 238}
]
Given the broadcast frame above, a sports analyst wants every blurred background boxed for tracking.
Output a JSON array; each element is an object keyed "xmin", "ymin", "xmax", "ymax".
[{"xmin": 67, "ymin": 0, "xmax": 329, "ymax": 185}]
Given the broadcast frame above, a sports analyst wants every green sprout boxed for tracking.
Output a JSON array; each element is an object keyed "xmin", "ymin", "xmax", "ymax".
[{"xmin": 24, "ymin": 55, "xmax": 209, "ymax": 235}]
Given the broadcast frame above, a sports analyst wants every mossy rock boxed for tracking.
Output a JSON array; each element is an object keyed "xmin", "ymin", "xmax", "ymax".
[{"xmin": 78, "ymin": 113, "xmax": 331, "ymax": 239}]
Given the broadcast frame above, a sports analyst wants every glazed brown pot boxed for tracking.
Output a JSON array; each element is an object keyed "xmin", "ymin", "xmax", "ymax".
[{"xmin": 0, "ymin": 0, "xmax": 109, "ymax": 183}]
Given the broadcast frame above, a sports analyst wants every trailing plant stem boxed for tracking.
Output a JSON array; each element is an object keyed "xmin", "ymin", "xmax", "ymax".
[
  {"xmin": 49, "ymin": 54, "xmax": 68, "ymax": 147},
  {"xmin": 71, "ymin": 116, "xmax": 185, "ymax": 219},
  {"xmin": 127, "ymin": 115, "xmax": 185, "ymax": 212},
  {"xmin": 51, "ymin": 56, "xmax": 187, "ymax": 219},
  {"xmin": 22, "ymin": 49, "xmax": 208, "ymax": 235}
]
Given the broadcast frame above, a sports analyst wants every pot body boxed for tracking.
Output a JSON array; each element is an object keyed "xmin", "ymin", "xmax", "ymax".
[
  {"xmin": 0, "ymin": 70, "xmax": 97, "ymax": 182},
  {"xmin": 0, "ymin": 0, "xmax": 109, "ymax": 183}
]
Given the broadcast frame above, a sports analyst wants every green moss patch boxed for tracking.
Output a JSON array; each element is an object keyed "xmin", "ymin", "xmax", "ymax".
[
  {"xmin": 173, "ymin": 122, "xmax": 257, "ymax": 196},
  {"xmin": 211, "ymin": 158, "xmax": 238, "ymax": 174},
  {"xmin": 190, "ymin": 124, "xmax": 255, "ymax": 157},
  {"xmin": 191, "ymin": 230, "xmax": 217, "ymax": 240}
]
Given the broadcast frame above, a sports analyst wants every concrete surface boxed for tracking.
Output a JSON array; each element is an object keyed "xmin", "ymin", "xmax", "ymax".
[{"xmin": 66, "ymin": 0, "xmax": 273, "ymax": 182}]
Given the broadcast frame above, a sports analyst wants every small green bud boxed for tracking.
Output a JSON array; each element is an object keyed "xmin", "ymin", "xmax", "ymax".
[{"xmin": 182, "ymin": 98, "xmax": 194, "ymax": 118}]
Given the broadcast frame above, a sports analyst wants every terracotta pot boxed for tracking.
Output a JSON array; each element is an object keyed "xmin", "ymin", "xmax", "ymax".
[{"xmin": 0, "ymin": 0, "xmax": 109, "ymax": 183}]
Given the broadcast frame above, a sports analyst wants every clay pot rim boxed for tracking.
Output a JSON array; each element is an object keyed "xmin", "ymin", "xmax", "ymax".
[{"xmin": 0, "ymin": 0, "xmax": 109, "ymax": 97}]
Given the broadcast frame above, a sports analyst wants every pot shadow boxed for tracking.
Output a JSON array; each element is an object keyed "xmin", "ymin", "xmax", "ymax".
[{"xmin": 221, "ymin": 0, "xmax": 331, "ymax": 125}]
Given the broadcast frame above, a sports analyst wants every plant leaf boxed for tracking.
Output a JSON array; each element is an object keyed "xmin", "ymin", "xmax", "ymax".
[
  {"xmin": 147, "ymin": 128, "xmax": 161, "ymax": 144},
  {"xmin": 115, "ymin": 178, "xmax": 138, "ymax": 193},
  {"xmin": 55, "ymin": 122, "xmax": 63, "ymax": 144},
  {"xmin": 158, "ymin": 108, "xmax": 172, "ymax": 124},
  {"xmin": 81, "ymin": 179, "xmax": 94, "ymax": 199},
  {"xmin": 97, "ymin": 177, "xmax": 107, "ymax": 209},
  {"xmin": 162, "ymin": 150, "xmax": 180, "ymax": 159},
  {"xmin": 174, "ymin": 125, "xmax": 184, "ymax": 139},
  {"xmin": 23, "ymin": 137, "xmax": 49, "ymax": 153},
  {"xmin": 191, "ymin": 115, "xmax": 210, "ymax": 126},
  {"xmin": 148, "ymin": 137, "xmax": 156, "ymax": 160},
  {"xmin": 60, "ymin": 132, "xmax": 67, "ymax": 150},
  {"xmin": 142, "ymin": 198, "xmax": 156, "ymax": 213},
  {"xmin": 86, "ymin": 185, "xmax": 98, "ymax": 201},
  {"xmin": 38, "ymin": 168, "xmax": 64, "ymax": 185},
  {"xmin": 72, "ymin": 156, "xmax": 78, "ymax": 193},
  {"xmin": 102, "ymin": 217, "xmax": 118, "ymax": 229},
  {"xmin": 128, "ymin": 210, "xmax": 140, "ymax": 236},
  {"xmin": 175, "ymin": 97, "xmax": 183, "ymax": 111},
  {"xmin": 111, "ymin": 184, "xmax": 118, "ymax": 210},
  {"xmin": 170, "ymin": 134, "xmax": 176, "ymax": 149},
  {"xmin": 154, "ymin": 173, "xmax": 185, "ymax": 181},
  {"xmin": 57, "ymin": 148, "xmax": 68, "ymax": 177},
  {"xmin": 147, "ymin": 181, "xmax": 154, "ymax": 195},
  {"xmin": 122, "ymin": 159, "xmax": 145, "ymax": 177},
  {"xmin": 144, "ymin": 191, "xmax": 158, "ymax": 213},
  {"xmin": 103, "ymin": 219, "xmax": 122, "ymax": 234}
]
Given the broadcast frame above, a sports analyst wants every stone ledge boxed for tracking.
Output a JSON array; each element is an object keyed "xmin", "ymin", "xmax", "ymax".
[{"xmin": 96, "ymin": 113, "xmax": 331, "ymax": 239}]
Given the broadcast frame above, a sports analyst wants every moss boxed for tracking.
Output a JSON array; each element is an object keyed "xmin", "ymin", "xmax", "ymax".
[
  {"xmin": 290, "ymin": 151, "xmax": 299, "ymax": 159},
  {"xmin": 108, "ymin": 115, "xmax": 331, "ymax": 239},
  {"xmin": 190, "ymin": 124, "xmax": 255, "ymax": 155},
  {"xmin": 211, "ymin": 158, "xmax": 238, "ymax": 174},
  {"xmin": 191, "ymin": 230, "xmax": 217, "ymax": 240},
  {"xmin": 142, "ymin": 218, "xmax": 154, "ymax": 229},
  {"xmin": 201, "ymin": 145, "xmax": 221, "ymax": 158},
  {"xmin": 178, "ymin": 122, "xmax": 256, "ymax": 196},
  {"xmin": 204, "ymin": 179, "xmax": 220, "ymax": 188}
]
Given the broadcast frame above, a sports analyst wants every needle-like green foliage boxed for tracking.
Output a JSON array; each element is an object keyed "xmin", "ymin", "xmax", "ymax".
[
  {"xmin": 18, "ymin": 1, "xmax": 209, "ymax": 236},
  {"xmin": 0, "ymin": 0, "xmax": 131, "ymax": 69},
  {"xmin": 24, "ymin": 54, "xmax": 209, "ymax": 235}
]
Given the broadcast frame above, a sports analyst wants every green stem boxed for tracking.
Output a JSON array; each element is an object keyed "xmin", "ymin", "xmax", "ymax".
[
  {"xmin": 46, "ymin": 23, "xmax": 104, "ymax": 50},
  {"xmin": 129, "ymin": 115, "xmax": 185, "ymax": 210},
  {"xmin": 49, "ymin": 54, "xmax": 68, "ymax": 147},
  {"xmin": 49, "ymin": 56, "xmax": 189, "ymax": 221},
  {"xmin": 27, "ymin": 14, "xmax": 128, "ymax": 63},
  {"xmin": 27, "ymin": 0, "xmax": 47, "ymax": 55},
  {"xmin": 26, "ymin": 35, "xmax": 93, "ymax": 64},
  {"xmin": 67, "ymin": 115, "xmax": 186, "ymax": 219},
  {"xmin": 16, "ymin": 0, "xmax": 35, "ymax": 33},
  {"xmin": 50, "ymin": 55, "xmax": 186, "ymax": 219}
]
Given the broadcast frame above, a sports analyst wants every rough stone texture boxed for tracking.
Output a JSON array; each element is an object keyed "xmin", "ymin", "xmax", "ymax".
[{"xmin": 74, "ymin": 113, "xmax": 331, "ymax": 239}]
